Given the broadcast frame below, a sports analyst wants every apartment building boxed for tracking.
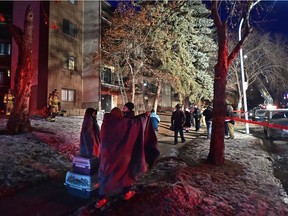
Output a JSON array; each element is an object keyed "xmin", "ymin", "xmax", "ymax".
[
  {"xmin": 0, "ymin": 1, "xmax": 172, "ymax": 115},
  {"xmin": 0, "ymin": 2, "xmax": 12, "ymax": 112},
  {"xmin": 0, "ymin": 0, "xmax": 113, "ymax": 115}
]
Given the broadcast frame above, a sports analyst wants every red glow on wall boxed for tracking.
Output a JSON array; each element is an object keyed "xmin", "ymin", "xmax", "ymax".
[
  {"xmin": 51, "ymin": 23, "xmax": 58, "ymax": 30},
  {"xmin": 0, "ymin": 15, "xmax": 5, "ymax": 22}
]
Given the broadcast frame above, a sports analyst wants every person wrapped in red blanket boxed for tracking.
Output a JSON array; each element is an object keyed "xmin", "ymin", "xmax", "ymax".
[{"xmin": 95, "ymin": 107, "xmax": 160, "ymax": 208}]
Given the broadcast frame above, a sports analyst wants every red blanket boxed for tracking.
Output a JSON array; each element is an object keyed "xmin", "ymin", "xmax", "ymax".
[{"xmin": 98, "ymin": 113, "xmax": 160, "ymax": 196}]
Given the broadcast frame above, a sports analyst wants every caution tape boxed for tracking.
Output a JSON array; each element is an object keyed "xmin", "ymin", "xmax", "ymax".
[
  {"xmin": 233, "ymin": 110, "xmax": 246, "ymax": 113},
  {"xmin": 227, "ymin": 117, "xmax": 288, "ymax": 130}
]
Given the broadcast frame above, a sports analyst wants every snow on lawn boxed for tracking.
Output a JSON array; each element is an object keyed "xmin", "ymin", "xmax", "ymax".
[{"xmin": 1, "ymin": 116, "xmax": 288, "ymax": 215}]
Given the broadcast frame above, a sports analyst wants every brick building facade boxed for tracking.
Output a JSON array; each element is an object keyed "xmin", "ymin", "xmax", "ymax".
[
  {"xmin": 0, "ymin": 1, "xmax": 173, "ymax": 116},
  {"xmin": 0, "ymin": 1, "xmax": 104, "ymax": 116}
]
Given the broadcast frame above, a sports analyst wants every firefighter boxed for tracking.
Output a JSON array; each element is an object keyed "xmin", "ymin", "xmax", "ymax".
[
  {"xmin": 48, "ymin": 89, "xmax": 60, "ymax": 122},
  {"xmin": 3, "ymin": 89, "xmax": 14, "ymax": 116}
]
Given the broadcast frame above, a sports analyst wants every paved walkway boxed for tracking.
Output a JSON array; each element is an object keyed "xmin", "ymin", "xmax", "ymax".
[{"xmin": 157, "ymin": 131, "xmax": 204, "ymax": 157}]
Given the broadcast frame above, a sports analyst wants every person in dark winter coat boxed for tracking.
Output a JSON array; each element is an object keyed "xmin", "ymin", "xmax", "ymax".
[
  {"xmin": 171, "ymin": 104, "xmax": 186, "ymax": 144},
  {"xmin": 80, "ymin": 108, "xmax": 100, "ymax": 157},
  {"xmin": 183, "ymin": 108, "xmax": 192, "ymax": 132},
  {"xmin": 203, "ymin": 105, "xmax": 213, "ymax": 139},
  {"xmin": 123, "ymin": 102, "xmax": 135, "ymax": 118},
  {"xmin": 193, "ymin": 105, "xmax": 201, "ymax": 132}
]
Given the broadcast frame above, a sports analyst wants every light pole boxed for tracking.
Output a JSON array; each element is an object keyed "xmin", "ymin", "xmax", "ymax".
[{"xmin": 238, "ymin": 0, "xmax": 261, "ymax": 134}]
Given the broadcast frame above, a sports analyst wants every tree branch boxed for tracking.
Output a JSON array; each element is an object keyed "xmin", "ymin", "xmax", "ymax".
[
  {"xmin": 211, "ymin": 1, "xmax": 222, "ymax": 29},
  {"xmin": 228, "ymin": 2, "xmax": 254, "ymax": 65},
  {"xmin": 8, "ymin": 24, "xmax": 23, "ymax": 46}
]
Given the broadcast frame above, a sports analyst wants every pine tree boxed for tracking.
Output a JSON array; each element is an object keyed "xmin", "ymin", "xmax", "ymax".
[{"xmin": 100, "ymin": 0, "xmax": 217, "ymax": 109}]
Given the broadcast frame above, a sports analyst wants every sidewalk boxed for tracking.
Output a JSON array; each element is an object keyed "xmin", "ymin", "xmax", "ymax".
[{"xmin": 0, "ymin": 121, "xmax": 200, "ymax": 216}]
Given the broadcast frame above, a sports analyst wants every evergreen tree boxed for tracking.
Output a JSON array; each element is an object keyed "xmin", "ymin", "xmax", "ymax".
[
  {"xmin": 148, "ymin": 0, "xmax": 216, "ymax": 104},
  {"xmin": 100, "ymin": 0, "xmax": 217, "ymax": 109}
]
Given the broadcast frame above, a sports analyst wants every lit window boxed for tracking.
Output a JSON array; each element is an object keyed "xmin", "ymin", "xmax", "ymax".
[
  {"xmin": 64, "ymin": 56, "xmax": 76, "ymax": 70},
  {"xmin": 0, "ymin": 43, "xmax": 11, "ymax": 55},
  {"xmin": 0, "ymin": 43, "xmax": 4, "ymax": 55},
  {"xmin": 7, "ymin": 44, "xmax": 11, "ymax": 55},
  {"xmin": 62, "ymin": 19, "xmax": 77, "ymax": 38},
  {"xmin": 69, "ymin": 0, "xmax": 77, "ymax": 4},
  {"xmin": 101, "ymin": 67, "xmax": 112, "ymax": 84},
  {"xmin": 0, "ymin": 72, "xmax": 3, "ymax": 84},
  {"xmin": 7, "ymin": 69, "xmax": 10, "ymax": 77},
  {"xmin": 68, "ymin": 57, "xmax": 75, "ymax": 70},
  {"xmin": 61, "ymin": 89, "xmax": 75, "ymax": 102}
]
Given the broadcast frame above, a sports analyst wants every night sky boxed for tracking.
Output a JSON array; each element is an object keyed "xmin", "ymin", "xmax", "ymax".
[
  {"xmin": 108, "ymin": 0, "xmax": 288, "ymax": 36},
  {"xmin": 258, "ymin": 0, "xmax": 288, "ymax": 36}
]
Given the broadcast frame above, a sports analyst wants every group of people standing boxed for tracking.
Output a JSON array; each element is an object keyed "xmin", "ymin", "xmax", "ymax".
[
  {"xmin": 171, "ymin": 103, "xmax": 235, "ymax": 142},
  {"xmin": 171, "ymin": 103, "xmax": 213, "ymax": 144},
  {"xmin": 78, "ymin": 101, "xmax": 235, "ymax": 209},
  {"xmin": 79, "ymin": 102, "xmax": 160, "ymax": 209}
]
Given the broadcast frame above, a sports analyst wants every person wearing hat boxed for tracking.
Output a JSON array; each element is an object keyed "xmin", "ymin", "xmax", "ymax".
[
  {"xmin": 171, "ymin": 104, "xmax": 186, "ymax": 144},
  {"xmin": 3, "ymin": 89, "xmax": 14, "ymax": 116},
  {"xmin": 123, "ymin": 102, "xmax": 135, "ymax": 118},
  {"xmin": 48, "ymin": 89, "xmax": 60, "ymax": 122}
]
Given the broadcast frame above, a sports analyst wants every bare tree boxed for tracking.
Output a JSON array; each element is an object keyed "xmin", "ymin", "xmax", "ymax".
[
  {"xmin": 208, "ymin": 1, "xmax": 262, "ymax": 165},
  {"xmin": 101, "ymin": 3, "xmax": 154, "ymax": 104},
  {"xmin": 227, "ymin": 31, "xmax": 288, "ymax": 108},
  {"xmin": 100, "ymin": 0, "xmax": 216, "ymax": 111},
  {"xmin": 6, "ymin": 5, "xmax": 34, "ymax": 134}
]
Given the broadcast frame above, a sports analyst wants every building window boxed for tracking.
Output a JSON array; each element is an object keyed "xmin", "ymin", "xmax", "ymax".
[
  {"xmin": 147, "ymin": 82, "xmax": 157, "ymax": 94},
  {"xmin": 62, "ymin": 19, "xmax": 77, "ymax": 38},
  {"xmin": 101, "ymin": 67, "xmax": 112, "ymax": 84},
  {"xmin": 69, "ymin": 0, "xmax": 77, "ymax": 5},
  {"xmin": 0, "ymin": 72, "xmax": 4, "ymax": 84},
  {"xmin": 0, "ymin": 43, "xmax": 11, "ymax": 55},
  {"xmin": 61, "ymin": 89, "xmax": 75, "ymax": 102},
  {"xmin": 64, "ymin": 56, "xmax": 76, "ymax": 70}
]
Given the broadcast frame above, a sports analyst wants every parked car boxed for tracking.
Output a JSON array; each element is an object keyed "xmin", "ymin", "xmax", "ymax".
[
  {"xmin": 252, "ymin": 109, "xmax": 267, "ymax": 122},
  {"xmin": 263, "ymin": 109, "xmax": 288, "ymax": 139}
]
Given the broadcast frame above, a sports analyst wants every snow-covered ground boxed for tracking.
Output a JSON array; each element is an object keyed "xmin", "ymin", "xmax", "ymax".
[
  {"xmin": 0, "ymin": 115, "xmax": 82, "ymax": 197},
  {"xmin": 0, "ymin": 115, "xmax": 288, "ymax": 215}
]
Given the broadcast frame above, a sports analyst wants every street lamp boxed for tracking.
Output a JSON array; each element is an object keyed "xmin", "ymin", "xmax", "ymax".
[{"xmin": 238, "ymin": 0, "xmax": 261, "ymax": 134}]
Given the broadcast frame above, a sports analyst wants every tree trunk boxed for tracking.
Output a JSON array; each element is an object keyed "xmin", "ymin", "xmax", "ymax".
[
  {"xmin": 131, "ymin": 75, "xmax": 136, "ymax": 103},
  {"xmin": 6, "ymin": 5, "xmax": 33, "ymax": 134},
  {"xmin": 237, "ymin": 94, "xmax": 242, "ymax": 118},
  {"xmin": 153, "ymin": 80, "xmax": 162, "ymax": 112},
  {"xmin": 207, "ymin": 25, "xmax": 228, "ymax": 165},
  {"xmin": 208, "ymin": 1, "xmax": 254, "ymax": 165}
]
